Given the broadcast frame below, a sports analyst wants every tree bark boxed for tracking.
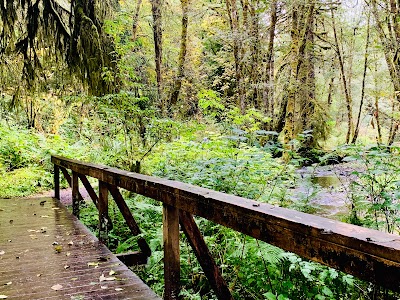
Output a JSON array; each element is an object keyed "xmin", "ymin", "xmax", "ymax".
[
  {"xmin": 331, "ymin": 8, "xmax": 353, "ymax": 144},
  {"xmin": 169, "ymin": 0, "xmax": 189, "ymax": 107},
  {"xmin": 263, "ymin": 0, "xmax": 277, "ymax": 120},
  {"xmin": 132, "ymin": 0, "xmax": 143, "ymax": 41},
  {"xmin": 352, "ymin": 12, "xmax": 370, "ymax": 144},
  {"xmin": 151, "ymin": 0, "xmax": 163, "ymax": 111},
  {"xmin": 226, "ymin": 0, "xmax": 246, "ymax": 113}
]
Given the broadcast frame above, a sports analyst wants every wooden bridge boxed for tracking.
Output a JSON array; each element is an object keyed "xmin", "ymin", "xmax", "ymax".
[{"xmin": 1, "ymin": 155, "xmax": 400, "ymax": 299}]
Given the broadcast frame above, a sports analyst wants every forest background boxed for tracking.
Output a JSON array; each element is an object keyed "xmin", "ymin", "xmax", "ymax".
[{"xmin": 1, "ymin": 0, "xmax": 400, "ymax": 299}]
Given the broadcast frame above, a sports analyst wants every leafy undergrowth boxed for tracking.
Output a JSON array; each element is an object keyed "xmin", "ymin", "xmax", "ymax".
[
  {"xmin": 1, "ymin": 121, "xmax": 399, "ymax": 299},
  {"xmin": 80, "ymin": 135, "xmax": 399, "ymax": 299}
]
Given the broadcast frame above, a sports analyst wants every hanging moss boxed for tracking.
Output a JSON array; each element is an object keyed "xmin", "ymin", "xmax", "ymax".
[{"xmin": 0, "ymin": 0, "xmax": 119, "ymax": 96}]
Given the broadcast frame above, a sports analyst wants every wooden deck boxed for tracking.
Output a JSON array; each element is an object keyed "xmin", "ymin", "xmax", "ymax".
[{"xmin": 0, "ymin": 197, "xmax": 160, "ymax": 300}]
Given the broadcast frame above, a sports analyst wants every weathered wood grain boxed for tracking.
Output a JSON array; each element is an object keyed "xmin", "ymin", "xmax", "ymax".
[
  {"xmin": 51, "ymin": 155, "xmax": 400, "ymax": 291},
  {"xmin": 54, "ymin": 165, "xmax": 60, "ymax": 200},
  {"xmin": 78, "ymin": 173, "xmax": 99, "ymax": 208},
  {"xmin": 0, "ymin": 197, "xmax": 160, "ymax": 300},
  {"xmin": 72, "ymin": 171, "xmax": 80, "ymax": 217},
  {"xmin": 98, "ymin": 181, "xmax": 109, "ymax": 244},
  {"xmin": 179, "ymin": 211, "xmax": 233, "ymax": 299},
  {"xmin": 163, "ymin": 204, "xmax": 180, "ymax": 300},
  {"xmin": 108, "ymin": 184, "xmax": 151, "ymax": 257}
]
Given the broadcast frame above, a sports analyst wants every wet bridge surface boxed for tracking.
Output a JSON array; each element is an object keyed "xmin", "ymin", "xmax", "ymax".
[{"xmin": 0, "ymin": 197, "xmax": 160, "ymax": 300}]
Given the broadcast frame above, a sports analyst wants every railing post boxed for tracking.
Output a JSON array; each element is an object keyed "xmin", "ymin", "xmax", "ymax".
[
  {"xmin": 163, "ymin": 204, "xmax": 180, "ymax": 300},
  {"xmin": 54, "ymin": 165, "xmax": 60, "ymax": 200},
  {"xmin": 72, "ymin": 171, "xmax": 80, "ymax": 217},
  {"xmin": 98, "ymin": 181, "xmax": 109, "ymax": 244}
]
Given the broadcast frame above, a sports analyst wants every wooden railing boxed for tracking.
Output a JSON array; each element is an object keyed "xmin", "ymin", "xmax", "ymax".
[{"xmin": 52, "ymin": 155, "xmax": 400, "ymax": 299}]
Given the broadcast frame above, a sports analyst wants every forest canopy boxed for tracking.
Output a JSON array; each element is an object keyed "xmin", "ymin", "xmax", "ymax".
[{"xmin": 1, "ymin": 0, "xmax": 399, "ymax": 149}]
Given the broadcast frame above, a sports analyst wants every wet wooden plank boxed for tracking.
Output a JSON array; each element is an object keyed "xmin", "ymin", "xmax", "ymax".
[
  {"xmin": 0, "ymin": 197, "xmax": 160, "ymax": 300},
  {"xmin": 52, "ymin": 155, "xmax": 400, "ymax": 291}
]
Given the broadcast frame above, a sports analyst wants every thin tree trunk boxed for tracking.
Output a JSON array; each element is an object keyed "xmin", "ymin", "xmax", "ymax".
[
  {"xmin": 226, "ymin": 0, "xmax": 245, "ymax": 114},
  {"xmin": 132, "ymin": 0, "xmax": 143, "ymax": 40},
  {"xmin": 327, "ymin": 76, "xmax": 334, "ymax": 106},
  {"xmin": 249, "ymin": 0, "xmax": 260, "ymax": 107},
  {"xmin": 352, "ymin": 12, "xmax": 370, "ymax": 144},
  {"xmin": 151, "ymin": 0, "xmax": 163, "ymax": 110},
  {"xmin": 375, "ymin": 96, "xmax": 382, "ymax": 144},
  {"xmin": 170, "ymin": 0, "xmax": 189, "ymax": 106},
  {"xmin": 331, "ymin": 8, "xmax": 353, "ymax": 144},
  {"xmin": 263, "ymin": 0, "xmax": 277, "ymax": 119},
  {"xmin": 388, "ymin": 101, "xmax": 399, "ymax": 145}
]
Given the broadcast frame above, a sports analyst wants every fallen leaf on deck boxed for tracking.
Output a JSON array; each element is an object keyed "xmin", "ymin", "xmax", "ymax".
[
  {"xmin": 0, "ymin": 251, "xmax": 5, "ymax": 255},
  {"xmin": 68, "ymin": 241, "xmax": 74, "ymax": 246},
  {"xmin": 0, "ymin": 295, "xmax": 8, "ymax": 299},
  {"xmin": 51, "ymin": 284, "xmax": 63, "ymax": 291},
  {"xmin": 66, "ymin": 252, "xmax": 71, "ymax": 257},
  {"xmin": 52, "ymin": 207, "xmax": 60, "ymax": 210},
  {"xmin": 109, "ymin": 270, "xmax": 116, "ymax": 276},
  {"xmin": 37, "ymin": 274, "xmax": 42, "ymax": 277},
  {"xmin": 87, "ymin": 262, "xmax": 99, "ymax": 267},
  {"xmin": 99, "ymin": 274, "xmax": 116, "ymax": 282},
  {"xmin": 115, "ymin": 288, "xmax": 123, "ymax": 292},
  {"xmin": 54, "ymin": 245, "xmax": 63, "ymax": 253},
  {"xmin": 40, "ymin": 215, "xmax": 50, "ymax": 218},
  {"xmin": 71, "ymin": 278, "xmax": 78, "ymax": 281},
  {"xmin": 100, "ymin": 286, "xmax": 108, "ymax": 289},
  {"xmin": 4, "ymin": 282, "xmax": 11, "ymax": 286},
  {"xmin": 64, "ymin": 265, "xmax": 70, "ymax": 269}
]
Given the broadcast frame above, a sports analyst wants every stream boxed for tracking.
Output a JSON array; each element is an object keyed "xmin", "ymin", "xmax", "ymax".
[{"xmin": 293, "ymin": 162, "xmax": 362, "ymax": 219}]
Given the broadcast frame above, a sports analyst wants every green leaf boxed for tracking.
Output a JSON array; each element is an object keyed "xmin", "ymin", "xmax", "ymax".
[
  {"xmin": 322, "ymin": 286, "xmax": 333, "ymax": 297},
  {"xmin": 263, "ymin": 292, "xmax": 277, "ymax": 300}
]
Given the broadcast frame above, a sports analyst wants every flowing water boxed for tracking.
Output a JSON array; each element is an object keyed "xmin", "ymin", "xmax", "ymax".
[{"xmin": 293, "ymin": 162, "xmax": 363, "ymax": 219}]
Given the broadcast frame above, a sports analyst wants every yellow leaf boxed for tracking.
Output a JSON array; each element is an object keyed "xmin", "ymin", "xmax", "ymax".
[
  {"xmin": 51, "ymin": 284, "xmax": 63, "ymax": 291},
  {"xmin": 99, "ymin": 274, "xmax": 116, "ymax": 282}
]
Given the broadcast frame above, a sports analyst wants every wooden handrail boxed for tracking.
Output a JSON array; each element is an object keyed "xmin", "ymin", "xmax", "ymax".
[{"xmin": 52, "ymin": 155, "xmax": 400, "ymax": 298}]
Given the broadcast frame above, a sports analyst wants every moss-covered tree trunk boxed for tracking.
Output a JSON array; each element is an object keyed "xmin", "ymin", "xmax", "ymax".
[{"xmin": 169, "ymin": 0, "xmax": 189, "ymax": 107}]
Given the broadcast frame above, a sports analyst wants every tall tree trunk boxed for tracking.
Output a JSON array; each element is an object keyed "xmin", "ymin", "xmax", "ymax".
[
  {"xmin": 352, "ymin": 12, "xmax": 370, "ymax": 144},
  {"xmin": 132, "ymin": 0, "xmax": 143, "ymax": 40},
  {"xmin": 370, "ymin": 0, "xmax": 400, "ymax": 144},
  {"xmin": 331, "ymin": 8, "xmax": 353, "ymax": 144},
  {"xmin": 249, "ymin": 0, "xmax": 260, "ymax": 107},
  {"xmin": 169, "ymin": 0, "xmax": 189, "ymax": 107},
  {"xmin": 263, "ymin": 0, "xmax": 277, "ymax": 121},
  {"xmin": 388, "ymin": 101, "xmax": 399, "ymax": 145},
  {"xmin": 151, "ymin": 0, "xmax": 163, "ymax": 111},
  {"xmin": 226, "ymin": 0, "xmax": 245, "ymax": 113},
  {"xmin": 283, "ymin": 1, "xmax": 315, "ymax": 148}
]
